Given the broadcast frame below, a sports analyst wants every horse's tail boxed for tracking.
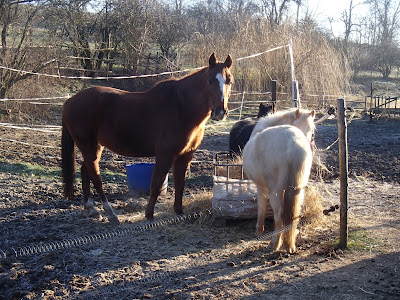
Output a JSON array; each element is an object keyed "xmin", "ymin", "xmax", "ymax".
[
  {"xmin": 282, "ymin": 145, "xmax": 311, "ymax": 253},
  {"xmin": 61, "ymin": 120, "xmax": 76, "ymax": 199}
]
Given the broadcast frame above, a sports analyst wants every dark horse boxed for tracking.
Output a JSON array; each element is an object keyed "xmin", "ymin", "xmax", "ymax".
[
  {"xmin": 62, "ymin": 53, "xmax": 233, "ymax": 224},
  {"xmin": 229, "ymin": 102, "xmax": 275, "ymax": 156}
]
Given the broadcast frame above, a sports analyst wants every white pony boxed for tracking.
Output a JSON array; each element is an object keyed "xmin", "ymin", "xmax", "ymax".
[{"xmin": 242, "ymin": 108, "xmax": 315, "ymax": 253}]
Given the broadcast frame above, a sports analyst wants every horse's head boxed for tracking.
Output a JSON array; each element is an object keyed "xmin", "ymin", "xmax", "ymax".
[
  {"xmin": 292, "ymin": 109, "xmax": 316, "ymax": 142},
  {"xmin": 207, "ymin": 53, "xmax": 233, "ymax": 121},
  {"xmin": 257, "ymin": 103, "xmax": 275, "ymax": 119}
]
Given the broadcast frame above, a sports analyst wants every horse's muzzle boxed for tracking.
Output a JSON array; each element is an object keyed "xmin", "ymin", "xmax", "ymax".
[{"xmin": 211, "ymin": 108, "xmax": 227, "ymax": 121}]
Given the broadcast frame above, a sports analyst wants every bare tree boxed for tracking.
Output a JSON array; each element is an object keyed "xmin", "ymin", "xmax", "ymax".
[
  {"xmin": 152, "ymin": 3, "xmax": 187, "ymax": 61},
  {"xmin": 342, "ymin": 0, "xmax": 356, "ymax": 44},
  {"xmin": 294, "ymin": 0, "xmax": 302, "ymax": 26},
  {"xmin": 44, "ymin": 0, "xmax": 123, "ymax": 77},
  {"xmin": 111, "ymin": 0, "xmax": 157, "ymax": 74},
  {"xmin": 261, "ymin": 0, "xmax": 293, "ymax": 25},
  {"xmin": 0, "ymin": 0, "xmax": 54, "ymax": 98},
  {"xmin": 368, "ymin": 0, "xmax": 400, "ymax": 77}
]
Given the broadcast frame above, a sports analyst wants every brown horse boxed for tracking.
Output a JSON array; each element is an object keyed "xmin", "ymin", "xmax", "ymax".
[{"xmin": 62, "ymin": 53, "xmax": 233, "ymax": 224}]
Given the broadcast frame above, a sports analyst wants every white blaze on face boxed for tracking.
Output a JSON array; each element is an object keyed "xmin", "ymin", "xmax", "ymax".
[{"xmin": 216, "ymin": 73, "xmax": 225, "ymax": 102}]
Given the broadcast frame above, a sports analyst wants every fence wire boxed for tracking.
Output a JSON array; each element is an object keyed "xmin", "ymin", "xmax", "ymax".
[{"xmin": 0, "ymin": 211, "xmax": 208, "ymax": 260}]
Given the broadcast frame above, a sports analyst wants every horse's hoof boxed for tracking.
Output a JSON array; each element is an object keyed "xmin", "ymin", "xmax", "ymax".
[
  {"xmin": 107, "ymin": 213, "xmax": 120, "ymax": 225},
  {"xmin": 88, "ymin": 209, "xmax": 101, "ymax": 219},
  {"xmin": 146, "ymin": 218, "xmax": 155, "ymax": 224},
  {"xmin": 174, "ymin": 208, "xmax": 184, "ymax": 215},
  {"xmin": 108, "ymin": 215, "xmax": 120, "ymax": 225},
  {"xmin": 145, "ymin": 213, "xmax": 154, "ymax": 221},
  {"xmin": 256, "ymin": 228, "xmax": 264, "ymax": 237}
]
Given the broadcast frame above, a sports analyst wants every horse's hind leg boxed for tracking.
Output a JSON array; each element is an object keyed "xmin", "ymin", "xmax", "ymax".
[
  {"xmin": 82, "ymin": 145, "xmax": 119, "ymax": 225},
  {"xmin": 172, "ymin": 153, "xmax": 194, "ymax": 215},
  {"xmin": 269, "ymin": 189, "xmax": 285, "ymax": 251},
  {"xmin": 255, "ymin": 184, "xmax": 268, "ymax": 236},
  {"xmin": 81, "ymin": 163, "xmax": 100, "ymax": 219}
]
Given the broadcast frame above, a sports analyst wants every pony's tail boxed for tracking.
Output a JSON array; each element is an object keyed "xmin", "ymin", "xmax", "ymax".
[
  {"xmin": 282, "ymin": 161, "xmax": 304, "ymax": 253},
  {"xmin": 61, "ymin": 121, "xmax": 76, "ymax": 199}
]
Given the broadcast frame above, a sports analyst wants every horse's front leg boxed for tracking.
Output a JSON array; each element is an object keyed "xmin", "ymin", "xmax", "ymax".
[
  {"xmin": 172, "ymin": 153, "xmax": 194, "ymax": 215},
  {"xmin": 145, "ymin": 156, "xmax": 174, "ymax": 220},
  {"xmin": 85, "ymin": 164, "xmax": 120, "ymax": 225},
  {"xmin": 81, "ymin": 163, "xmax": 100, "ymax": 219}
]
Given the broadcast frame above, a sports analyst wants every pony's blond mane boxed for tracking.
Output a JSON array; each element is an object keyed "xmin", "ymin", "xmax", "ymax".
[{"xmin": 252, "ymin": 108, "xmax": 314, "ymax": 137}]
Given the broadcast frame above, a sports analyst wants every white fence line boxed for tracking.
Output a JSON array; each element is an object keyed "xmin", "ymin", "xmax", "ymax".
[
  {"xmin": 0, "ymin": 96, "xmax": 69, "ymax": 102},
  {"xmin": 0, "ymin": 141, "xmax": 214, "ymax": 165},
  {"xmin": 0, "ymin": 122, "xmax": 61, "ymax": 133},
  {"xmin": 0, "ymin": 46, "xmax": 288, "ymax": 81},
  {"xmin": 0, "ymin": 137, "xmax": 60, "ymax": 149}
]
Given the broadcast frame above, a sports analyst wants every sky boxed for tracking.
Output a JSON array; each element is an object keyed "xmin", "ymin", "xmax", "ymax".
[{"xmin": 303, "ymin": 0, "xmax": 368, "ymax": 37}]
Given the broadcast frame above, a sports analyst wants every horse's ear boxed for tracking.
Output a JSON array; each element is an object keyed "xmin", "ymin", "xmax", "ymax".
[
  {"xmin": 294, "ymin": 108, "xmax": 300, "ymax": 119},
  {"xmin": 310, "ymin": 110, "xmax": 316, "ymax": 118},
  {"xmin": 209, "ymin": 53, "xmax": 217, "ymax": 67},
  {"xmin": 224, "ymin": 55, "xmax": 233, "ymax": 68}
]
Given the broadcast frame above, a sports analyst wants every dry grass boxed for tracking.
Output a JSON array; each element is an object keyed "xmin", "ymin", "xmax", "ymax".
[
  {"xmin": 303, "ymin": 185, "xmax": 324, "ymax": 225},
  {"xmin": 187, "ymin": 22, "xmax": 350, "ymax": 100}
]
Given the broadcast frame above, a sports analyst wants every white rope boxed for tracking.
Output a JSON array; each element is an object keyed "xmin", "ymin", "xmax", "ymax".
[
  {"xmin": 0, "ymin": 96, "xmax": 69, "ymax": 102},
  {"xmin": 0, "ymin": 45, "xmax": 288, "ymax": 81},
  {"xmin": 0, "ymin": 119, "xmax": 233, "ymax": 133},
  {"xmin": 0, "ymin": 139, "xmax": 216, "ymax": 165},
  {"xmin": 0, "ymin": 137, "xmax": 60, "ymax": 149},
  {"xmin": 0, "ymin": 147, "xmax": 60, "ymax": 160},
  {"xmin": 0, "ymin": 122, "xmax": 61, "ymax": 133},
  {"xmin": 235, "ymin": 45, "xmax": 289, "ymax": 61},
  {"xmin": 0, "ymin": 65, "xmax": 204, "ymax": 80}
]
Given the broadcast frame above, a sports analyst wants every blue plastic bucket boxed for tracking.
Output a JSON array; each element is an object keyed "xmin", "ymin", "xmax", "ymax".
[{"xmin": 125, "ymin": 163, "xmax": 168, "ymax": 195}]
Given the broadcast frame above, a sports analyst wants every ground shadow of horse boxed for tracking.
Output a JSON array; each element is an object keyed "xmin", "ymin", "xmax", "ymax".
[{"xmin": 240, "ymin": 251, "xmax": 399, "ymax": 299}]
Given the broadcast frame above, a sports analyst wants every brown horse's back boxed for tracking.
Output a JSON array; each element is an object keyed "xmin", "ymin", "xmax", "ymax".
[{"xmin": 62, "ymin": 86, "xmax": 185, "ymax": 158}]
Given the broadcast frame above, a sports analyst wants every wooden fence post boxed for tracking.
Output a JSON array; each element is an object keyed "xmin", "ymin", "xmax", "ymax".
[
  {"xmin": 364, "ymin": 96, "xmax": 367, "ymax": 111},
  {"xmin": 271, "ymin": 80, "xmax": 277, "ymax": 110},
  {"xmin": 239, "ymin": 91, "xmax": 245, "ymax": 120},
  {"xmin": 337, "ymin": 98, "xmax": 348, "ymax": 249}
]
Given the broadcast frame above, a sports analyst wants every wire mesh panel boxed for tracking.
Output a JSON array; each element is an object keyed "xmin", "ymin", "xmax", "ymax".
[{"xmin": 212, "ymin": 152, "xmax": 273, "ymax": 219}]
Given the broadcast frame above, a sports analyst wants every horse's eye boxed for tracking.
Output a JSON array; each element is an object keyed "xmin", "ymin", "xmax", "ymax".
[{"xmin": 226, "ymin": 77, "xmax": 231, "ymax": 85}]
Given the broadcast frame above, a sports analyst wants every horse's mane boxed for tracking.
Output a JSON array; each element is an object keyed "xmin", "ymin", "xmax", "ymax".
[
  {"xmin": 252, "ymin": 108, "xmax": 313, "ymax": 136},
  {"xmin": 151, "ymin": 59, "xmax": 231, "ymax": 94},
  {"xmin": 149, "ymin": 66, "xmax": 208, "ymax": 93}
]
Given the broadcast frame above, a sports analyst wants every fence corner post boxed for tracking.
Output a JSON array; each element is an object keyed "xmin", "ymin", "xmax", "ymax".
[{"xmin": 337, "ymin": 98, "xmax": 348, "ymax": 250}]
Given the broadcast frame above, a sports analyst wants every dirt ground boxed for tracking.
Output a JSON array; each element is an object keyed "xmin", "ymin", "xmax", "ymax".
[{"xmin": 0, "ymin": 113, "xmax": 399, "ymax": 299}]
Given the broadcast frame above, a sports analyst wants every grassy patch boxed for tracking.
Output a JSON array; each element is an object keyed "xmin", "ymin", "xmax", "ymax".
[
  {"xmin": 332, "ymin": 230, "xmax": 378, "ymax": 251},
  {"xmin": 100, "ymin": 171, "xmax": 127, "ymax": 184},
  {"xmin": 0, "ymin": 160, "xmax": 127, "ymax": 183},
  {"xmin": 347, "ymin": 230, "xmax": 378, "ymax": 251},
  {"xmin": 0, "ymin": 160, "xmax": 60, "ymax": 178}
]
